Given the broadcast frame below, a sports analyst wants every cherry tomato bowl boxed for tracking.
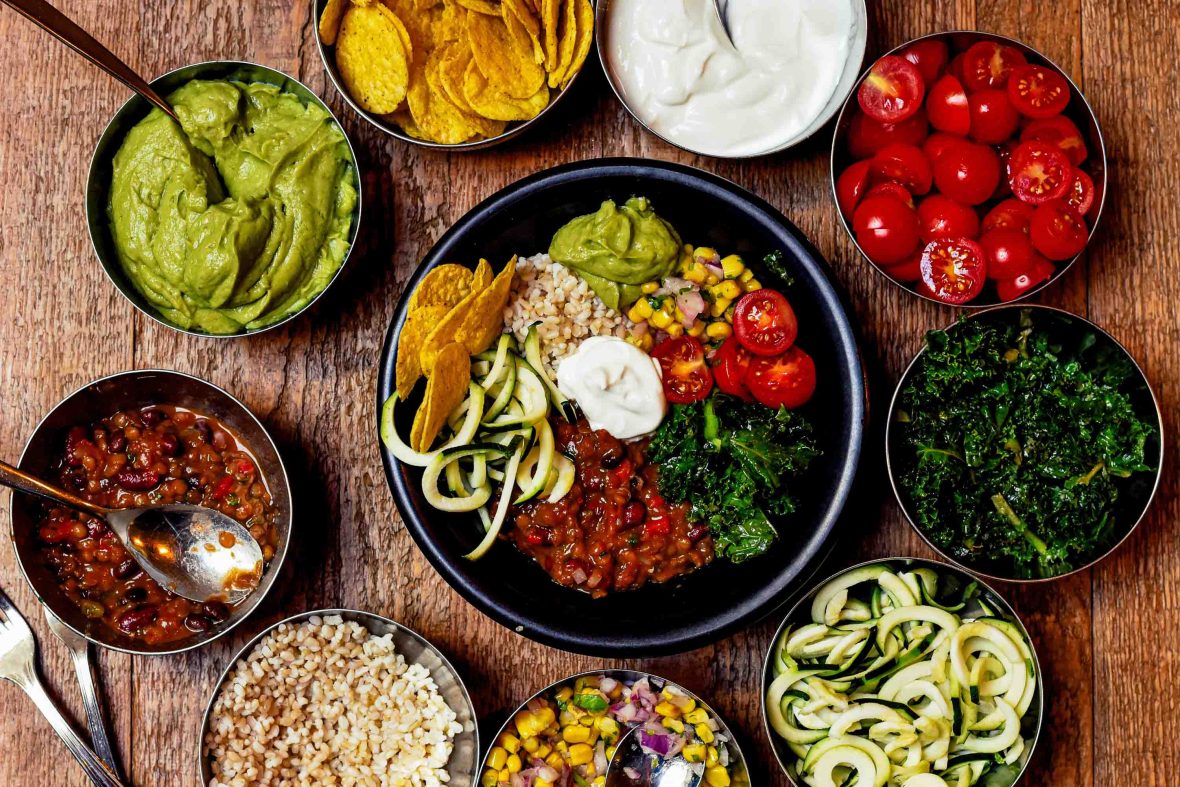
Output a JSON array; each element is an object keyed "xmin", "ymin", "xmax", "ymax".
[
  {"xmin": 377, "ymin": 159, "xmax": 867, "ymax": 656},
  {"xmin": 831, "ymin": 31, "xmax": 1107, "ymax": 307}
]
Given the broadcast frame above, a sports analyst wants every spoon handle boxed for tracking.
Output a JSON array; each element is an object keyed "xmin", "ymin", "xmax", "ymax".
[
  {"xmin": 0, "ymin": 0, "xmax": 178, "ymax": 121},
  {"xmin": 0, "ymin": 459, "xmax": 109, "ymax": 519}
]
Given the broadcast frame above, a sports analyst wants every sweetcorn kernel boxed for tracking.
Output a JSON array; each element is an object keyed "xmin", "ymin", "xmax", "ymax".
[
  {"xmin": 685, "ymin": 708, "xmax": 710, "ymax": 725},
  {"xmin": 705, "ymin": 322, "xmax": 732, "ymax": 340},
  {"xmin": 665, "ymin": 322, "xmax": 685, "ymax": 338},
  {"xmin": 506, "ymin": 754, "xmax": 522, "ymax": 774},
  {"xmin": 695, "ymin": 723, "xmax": 715, "ymax": 744},
  {"xmin": 710, "ymin": 298, "xmax": 731, "ymax": 318},
  {"xmin": 641, "ymin": 281, "xmax": 660, "ymax": 294},
  {"xmin": 568, "ymin": 744, "xmax": 594, "ymax": 766},
  {"xmin": 693, "ymin": 246, "xmax": 719, "ymax": 265},
  {"xmin": 704, "ymin": 766, "xmax": 731, "ymax": 787},
  {"xmin": 662, "ymin": 717, "xmax": 685, "ymax": 734},
  {"xmin": 488, "ymin": 747, "xmax": 508, "ymax": 770},
  {"xmin": 522, "ymin": 737, "xmax": 540, "ymax": 754},
  {"xmin": 481, "ymin": 770, "xmax": 498, "ymax": 787},
  {"xmin": 706, "ymin": 746, "xmax": 720, "ymax": 767},
  {"xmin": 715, "ymin": 280, "xmax": 742, "ymax": 300},
  {"xmin": 721, "ymin": 255, "xmax": 745, "ymax": 278},
  {"xmin": 683, "ymin": 744, "xmax": 707, "ymax": 763},
  {"xmin": 739, "ymin": 268, "xmax": 755, "ymax": 282},
  {"xmin": 687, "ymin": 322, "xmax": 706, "ymax": 337},
  {"xmin": 650, "ymin": 309, "xmax": 673, "ymax": 329},
  {"xmin": 744, "ymin": 279, "xmax": 762, "ymax": 291},
  {"xmin": 499, "ymin": 733, "xmax": 521, "ymax": 753},
  {"xmin": 705, "ymin": 273, "xmax": 721, "ymax": 286},
  {"xmin": 563, "ymin": 725, "xmax": 590, "ymax": 743},
  {"xmin": 545, "ymin": 752, "xmax": 564, "ymax": 770}
]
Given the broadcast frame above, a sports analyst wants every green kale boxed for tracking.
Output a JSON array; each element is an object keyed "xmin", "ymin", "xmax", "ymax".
[
  {"xmin": 648, "ymin": 394, "xmax": 819, "ymax": 561},
  {"xmin": 895, "ymin": 310, "xmax": 1156, "ymax": 578},
  {"xmin": 760, "ymin": 250, "xmax": 796, "ymax": 288}
]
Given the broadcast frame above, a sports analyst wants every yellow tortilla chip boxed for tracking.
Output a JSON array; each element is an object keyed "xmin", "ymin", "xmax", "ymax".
[
  {"xmin": 420, "ymin": 259, "xmax": 492, "ymax": 373},
  {"xmin": 424, "ymin": 48, "xmax": 507, "ymax": 139},
  {"xmin": 502, "ymin": 0, "xmax": 543, "ymax": 64},
  {"xmin": 411, "ymin": 342, "xmax": 471, "ymax": 451},
  {"xmin": 454, "ymin": 256, "xmax": 517, "ymax": 353},
  {"xmin": 549, "ymin": 0, "xmax": 577, "ymax": 88},
  {"xmin": 463, "ymin": 59, "xmax": 550, "ymax": 121},
  {"xmin": 406, "ymin": 54, "xmax": 480, "ymax": 144},
  {"xmin": 318, "ymin": 0, "xmax": 350, "ymax": 45},
  {"xmin": 503, "ymin": 1, "xmax": 544, "ymax": 66},
  {"xmin": 455, "ymin": 0, "xmax": 501, "ymax": 13},
  {"xmin": 467, "ymin": 10, "xmax": 545, "ymax": 99},
  {"xmin": 439, "ymin": 41, "xmax": 476, "ymax": 111},
  {"xmin": 410, "ymin": 263, "xmax": 476, "ymax": 308},
  {"xmin": 386, "ymin": 9, "xmax": 415, "ymax": 61},
  {"xmin": 396, "ymin": 303, "xmax": 450, "ymax": 398},
  {"xmin": 540, "ymin": 0, "xmax": 560, "ymax": 74},
  {"xmin": 337, "ymin": 4, "xmax": 412, "ymax": 113},
  {"xmin": 558, "ymin": 0, "xmax": 593, "ymax": 89}
]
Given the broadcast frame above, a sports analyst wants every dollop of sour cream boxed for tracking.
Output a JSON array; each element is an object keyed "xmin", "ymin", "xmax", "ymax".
[
  {"xmin": 557, "ymin": 337, "xmax": 667, "ymax": 440},
  {"xmin": 606, "ymin": 0, "xmax": 859, "ymax": 157}
]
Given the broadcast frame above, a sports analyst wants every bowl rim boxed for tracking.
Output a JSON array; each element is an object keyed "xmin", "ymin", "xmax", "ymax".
[
  {"xmin": 7, "ymin": 368, "xmax": 293, "ymax": 656},
  {"xmin": 884, "ymin": 304, "xmax": 1165, "ymax": 583},
  {"xmin": 310, "ymin": 0, "xmax": 592, "ymax": 150},
  {"xmin": 829, "ymin": 29, "xmax": 1109, "ymax": 308},
  {"xmin": 195, "ymin": 606, "xmax": 479, "ymax": 785},
  {"xmin": 85, "ymin": 58, "xmax": 363, "ymax": 339},
  {"xmin": 760, "ymin": 555, "xmax": 1047, "ymax": 784},
  {"xmin": 594, "ymin": 0, "xmax": 869, "ymax": 159},
  {"xmin": 374, "ymin": 156, "xmax": 867, "ymax": 656}
]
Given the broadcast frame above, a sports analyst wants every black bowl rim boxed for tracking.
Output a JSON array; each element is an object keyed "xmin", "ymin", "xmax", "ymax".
[
  {"xmin": 884, "ymin": 304, "xmax": 1165, "ymax": 582},
  {"xmin": 375, "ymin": 157, "xmax": 867, "ymax": 655},
  {"xmin": 829, "ymin": 30, "xmax": 1109, "ymax": 308}
]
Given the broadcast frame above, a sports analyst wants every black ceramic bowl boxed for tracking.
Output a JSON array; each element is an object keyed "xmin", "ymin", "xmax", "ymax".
[{"xmin": 376, "ymin": 159, "xmax": 867, "ymax": 656}]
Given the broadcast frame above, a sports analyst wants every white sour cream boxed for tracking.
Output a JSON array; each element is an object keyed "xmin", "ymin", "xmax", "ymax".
[
  {"xmin": 605, "ymin": 0, "xmax": 860, "ymax": 157},
  {"xmin": 557, "ymin": 337, "xmax": 667, "ymax": 440}
]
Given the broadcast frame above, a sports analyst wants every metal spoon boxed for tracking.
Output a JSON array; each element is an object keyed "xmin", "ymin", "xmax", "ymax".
[
  {"xmin": 710, "ymin": 0, "xmax": 735, "ymax": 49},
  {"xmin": 606, "ymin": 726, "xmax": 704, "ymax": 787},
  {"xmin": 0, "ymin": 0, "xmax": 179, "ymax": 122},
  {"xmin": 0, "ymin": 459, "xmax": 264, "ymax": 604}
]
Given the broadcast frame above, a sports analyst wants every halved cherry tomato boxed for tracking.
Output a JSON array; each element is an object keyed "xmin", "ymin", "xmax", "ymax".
[
  {"xmin": 932, "ymin": 141, "xmax": 1001, "ymax": 205},
  {"xmin": 982, "ymin": 198, "xmax": 1035, "ymax": 234},
  {"xmin": 852, "ymin": 195, "xmax": 922, "ymax": 265},
  {"xmin": 858, "ymin": 55, "xmax": 925, "ymax": 123},
  {"xmin": 871, "ymin": 143, "xmax": 933, "ymax": 195},
  {"xmin": 918, "ymin": 194, "xmax": 980, "ymax": 243},
  {"xmin": 980, "ymin": 227, "xmax": 1037, "ymax": 279},
  {"xmin": 922, "ymin": 132, "xmax": 967, "ymax": 164},
  {"xmin": 836, "ymin": 160, "xmax": 873, "ymax": 219},
  {"xmin": 650, "ymin": 336, "xmax": 713, "ymax": 404},
  {"xmin": 1008, "ymin": 140, "xmax": 1072, "ymax": 204},
  {"xmin": 902, "ymin": 39, "xmax": 949, "ymax": 84},
  {"xmin": 968, "ymin": 89, "xmax": 1020, "ymax": 144},
  {"xmin": 745, "ymin": 347, "xmax": 817, "ymax": 410},
  {"xmin": 1021, "ymin": 115, "xmax": 1088, "ymax": 165},
  {"xmin": 996, "ymin": 255, "xmax": 1055, "ymax": 301},
  {"xmin": 919, "ymin": 238, "xmax": 987, "ymax": 304},
  {"xmin": 712, "ymin": 335, "xmax": 754, "ymax": 401},
  {"xmin": 732, "ymin": 289, "xmax": 799, "ymax": 357},
  {"xmin": 993, "ymin": 139, "xmax": 1018, "ymax": 199},
  {"xmin": 1008, "ymin": 64, "xmax": 1070, "ymax": 118},
  {"xmin": 882, "ymin": 251, "xmax": 923, "ymax": 282},
  {"xmin": 1030, "ymin": 198, "xmax": 1089, "ymax": 260},
  {"xmin": 961, "ymin": 41, "xmax": 1027, "ymax": 92},
  {"xmin": 848, "ymin": 109, "xmax": 929, "ymax": 159},
  {"xmin": 866, "ymin": 181, "xmax": 915, "ymax": 207},
  {"xmin": 927, "ymin": 75, "xmax": 971, "ymax": 135},
  {"xmin": 1065, "ymin": 168, "xmax": 1095, "ymax": 215}
]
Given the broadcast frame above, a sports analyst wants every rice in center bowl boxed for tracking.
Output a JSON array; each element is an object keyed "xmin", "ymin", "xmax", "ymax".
[{"xmin": 204, "ymin": 615, "xmax": 465, "ymax": 787}]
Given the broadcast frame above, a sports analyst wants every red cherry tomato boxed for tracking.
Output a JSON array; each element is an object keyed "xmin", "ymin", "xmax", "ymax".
[
  {"xmin": 917, "ymin": 195, "xmax": 980, "ymax": 243},
  {"xmin": 919, "ymin": 238, "xmax": 987, "ymax": 304},
  {"xmin": 848, "ymin": 109, "xmax": 929, "ymax": 159},
  {"xmin": 980, "ymin": 227, "xmax": 1037, "ymax": 279},
  {"xmin": 867, "ymin": 181, "xmax": 915, "ymax": 207},
  {"xmin": 961, "ymin": 41, "xmax": 1027, "ymax": 92},
  {"xmin": 1029, "ymin": 198, "xmax": 1089, "ymax": 260},
  {"xmin": 650, "ymin": 336, "xmax": 713, "ymax": 404},
  {"xmin": 858, "ymin": 55, "xmax": 925, "ymax": 123},
  {"xmin": 1065, "ymin": 168, "xmax": 1095, "ymax": 215},
  {"xmin": 744, "ymin": 347, "xmax": 817, "ymax": 410},
  {"xmin": 1021, "ymin": 115, "xmax": 1088, "ymax": 165},
  {"xmin": 927, "ymin": 75, "xmax": 971, "ymax": 135},
  {"xmin": 732, "ymin": 289, "xmax": 799, "ymax": 357},
  {"xmin": 1008, "ymin": 64, "xmax": 1070, "ymax": 118},
  {"xmin": 946, "ymin": 53, "xmax": 967, "ymax": 84},
  {"xmin": 711, "ymin": 335, "xmax": 754, "ymax": 401},
  {"xmin": 993, "ymin": 139, "xmax": 1019, "ymax": 199},
  {"xmin": 968, "ymin": 89, "xmax": 1020, "ymax": 144},
  {"xmin": 996, "ymin": 255, "xmax": 1055, "ymax": 301},
  {"xmin": 871, "ymin": 143, "xmax": 933, "ymax": 195},
  {"xmin": 932, "ymin": 141, "xmax": 1001, "ymax": 205},
  {"xmin": 852, "ymin": 195, "xmax": 922, "ymax": 265},
  {"xmin": 1008, "ymin": 141, "xmax": 1072, "ymax": 204},
  {"xmin": 882, "ymin": 251, "xmax": 923, "ymax": 282},
  {"xmin": 902, "ymin": 39, "xmax": 949, "ymax": 84},
  {"xmin": 982, "ymin": 199, "xmax": 1036, "ymax": 234},
  {"xmin": 922, "ymin": 132, "xmax": 967, "ymax": 164},
  {"xmin": 836, "ymin": 160, "xmax": 873, "ymax": 219}
]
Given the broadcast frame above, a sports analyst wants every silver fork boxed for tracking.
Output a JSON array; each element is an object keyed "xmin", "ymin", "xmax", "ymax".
[{"xmin": 0, "ymin": 587, "xmax": 124, "ymax": 786}]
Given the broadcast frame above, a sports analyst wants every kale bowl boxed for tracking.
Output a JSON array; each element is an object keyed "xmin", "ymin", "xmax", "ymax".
[{"xmin": 886, "ymin": 305, "xmax": 1163, "ymax": 582}]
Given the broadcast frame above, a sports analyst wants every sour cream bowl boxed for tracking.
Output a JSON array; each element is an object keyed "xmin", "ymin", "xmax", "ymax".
[{"xmin": 597, "ymin": 0, "xmax": 867, "ymax": 158}]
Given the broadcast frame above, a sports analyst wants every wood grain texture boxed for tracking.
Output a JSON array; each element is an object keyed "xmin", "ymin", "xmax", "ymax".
[{"xmin": 0, "ymin": 0, "xmax": 1174, "ymax": 785}]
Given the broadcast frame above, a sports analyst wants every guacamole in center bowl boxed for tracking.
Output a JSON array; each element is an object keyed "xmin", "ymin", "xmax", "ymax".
[{"xmin": 107, "ymin": 79, "xmax": 358, "ymax": 334}]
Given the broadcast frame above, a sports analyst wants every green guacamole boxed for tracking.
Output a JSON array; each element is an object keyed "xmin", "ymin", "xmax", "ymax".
[
  {"xmin": 549, "ymin": 197, "xmax": 681, "ymax": 311},
  {"xmin": 108, "ymin": 79, "xmax": 357, "ymax": 334}
]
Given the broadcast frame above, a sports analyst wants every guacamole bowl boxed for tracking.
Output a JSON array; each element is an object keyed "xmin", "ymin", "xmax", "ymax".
[{"xmin": 86, "ymin": 60, "xmax": 362, "ymax": 338}]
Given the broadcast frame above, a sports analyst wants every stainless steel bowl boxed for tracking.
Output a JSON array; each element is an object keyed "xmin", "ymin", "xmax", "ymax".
[
  {"xmin": 596, "ymin": 0, "xmax": 867, "ymax": 158},
  {"xmin": 885, "ymin": 304, "xmax": 1164, "ymax": 583},
  {"xmin": 830, "ymin": 31, "xmax": 1108, "ymax": 307},
  {"xmin": 8, "ymin": 369, "xmax": 292, "ymax": 656},
  {"xmin": 312, "ymin": 0, "xmax": 593, "ymax": 150},
  {"xmin": 762, "ymin": 557, "xmax": 1046, "ymax": 784},
  {"xmin": 197, "ymin": 608, "xmax": 479, "ymax": 785},
  {"xmin": 480, "ymin": 669, "xmax": 751, "ymax": 786},
  {"xmin": 86, "ymin": 60, "xmax": 362, "ymax": 338}
]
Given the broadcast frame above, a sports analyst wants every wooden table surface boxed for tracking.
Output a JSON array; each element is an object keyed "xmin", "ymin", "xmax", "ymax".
[{"xmin": 0, "ymin": 0, "xmax": 1175, "ymax": 784}]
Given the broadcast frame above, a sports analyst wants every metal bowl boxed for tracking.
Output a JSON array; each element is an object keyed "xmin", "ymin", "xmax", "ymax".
[
  {"xmin": 86, "ymin": 60, "xmax": 362, "ymax": 338},
  {"xmin": 8, "ymin": 369, "xmax": 292, "ymax": 655},
  {"xmin": 596, "ymin": 0, "xmax": 867, "ymax": 158},
  {"xmin": 762, "ymin": 557, "xmax": 1046, "ymax": 784},
  {"xmin": 886, "ymin": 305, "xmax": 1164, "ymax": 582},
  {"xmin": 831, "ymin": 31, "xmax": 1107, "ymax": 307},
  {"xmin": 312, "ymin": 0, "xmax": 592, "ymax": 150},
  {"xmin": 197, "ymin": 608, "xmax": 479, "ymax": 785},
  {"xmin": 481, "ymin": 669, "xmax": 751, "ymax": 786}
]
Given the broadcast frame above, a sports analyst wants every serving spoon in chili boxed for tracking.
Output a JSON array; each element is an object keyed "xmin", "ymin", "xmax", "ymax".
[{"xmin": 0, "ymin": 459, "xmax": 263, "ymax": 605}]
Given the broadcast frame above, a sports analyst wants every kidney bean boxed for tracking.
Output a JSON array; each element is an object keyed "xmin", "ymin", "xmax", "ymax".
[
  {"xmin": 195, "ymin": 420, "xmax": 213, "ymax": 443},
  {"xmin": 107, "ymin": 430, "xmax": 127, "ymax": 453},
  {"xmin": 183, "ymin": 614, "xmax": 212, "ymax": 632},
  {"xmin": 123, "ymin": 586, "xmax": 147, "ymax": 603},
  {"xmin": 687, "ymin": 525, "xmax": 711, "ymax": 543},
  {"xmin": 202, "ymin": 600, "xmax": 231, "ymax": 622},
  {"xmin": 116, "ymin": 606, "xmax": 157, "ymax": 633},
  {"xmin": 65, "ymin": 426, "xmax": 89, "ymax": 466},
  {"xmin": 599, "ymin": 438, "xmax": 625, "ymax": 469},
  {"xmin": 140, "ymin": 408, "xmax": 165, "ymax": 427},
  {"xmin": 113, "ymin": 559, "xmax": 142, "ymax": 581},
  {"xmin": 114, "ymin": 468, "xmax": 160, "ymax": 491},
  {"xmin": 623, "ymin": 501, "xmax": 647, "ymax": 528},
  {"xmin": 156, "ymin": 433, "xmax": 179, "ymax": 456}
]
